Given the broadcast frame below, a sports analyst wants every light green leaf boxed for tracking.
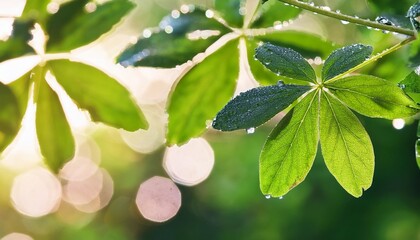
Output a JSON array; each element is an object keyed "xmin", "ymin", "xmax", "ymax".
[
  {"xmin": 400, "ymin": 71, "xmax": 420, "ymax": 102},
  {"xmin": 48, "ymin": 60, "xmax": 147, "ymax": 131},
  {"xmin": 320, "ymin": 91, "xmax": 374, "ymax": 197},
  {"xmin": 36, "ymin": 74, "xmax": 75, "ymax": 172},
  {"xmin": 250, "ymin": 0, "xmax": 301, "ymax": 28},
  {"xmin": 326, "ymin": 75, "xmax": 419, "ymax": 119},
  {"xmin": 213, "ymin": 83, "xmax": 311, "ymax": 131},
  {"xmin": 260, "ymin": 90, "xmax": 319, "ymax": 197},
  {"xmin": 21, "ymin": 0, "xmax": 50, "ymax": 23},
  {"xmin": 167, "ymin": 39, "xmax": 240, "ymax": 145},
  {"xmin": 322, "ymin": 44, "xmax": 372, "ymax": 81},
  {"xmin": 214, "ymin": 0, "xmax": 244, "ymax": 28},
  {"xmin": 255, "ymin": 42, "xmax": 316, "ymax": 82},
  {"xmin": 0, "ymin": 82, "xmax": 21, "ymax": 152},
  {"xmin": 9, "ymin": 71, "xmax": 32, "ymax": 115},
  {"xmin": 46, "ymin": 0, "xmax": 135, "ymax": 52},
  {"xmin": 246, "ymin": 39, "xmax": 280, "ymax": 86}
]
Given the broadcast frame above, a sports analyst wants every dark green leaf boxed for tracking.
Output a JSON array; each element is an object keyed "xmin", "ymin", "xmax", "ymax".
[
  {"xmin": 322, "ymin": 44, "xmax": 373, "ymax": 81},
  {"xmin": 400, "ymin": 71, "xmax": 420, "ymax": 102},
  {"xmin": 214, "ymin": 0, "xmax": 244, "ymax": 28},
  {"xmin": 117, "ymin": 8, "xmax": 230, "ymax": 68},
  {"xmin": 407, "ymin": 2, "xmax": 420, "ymax": 30},
  {"xmin": 212, "ymin": 83, "xmax": 311, "ymax": 131},
  {"xmin": 48, "ymin": 60, "xmax": 148, "ymax": 131},
  {"xmin": 21, "ymin": 0, "xmax": 50, "ymax": 23},
  {"xmin": 167, "ymin": 39, "xmax": 240, "ymax": 145},
  {"xmin": 246, "ymin": 39, "xmax": 280, "ymax": 86},
  {"xmin": 326, "ymin": 75, "xmax": 419, "ymax": 119},
  {"xmin": 46, "ymin": 0, "xmax": 135, "ymax": 52},
  {"xmin": 36, "ymin": 73, "xmax": 75, "ymax": 172},
  {"xmin": 320, "ymin": 91, "xmax": 374, "ymax": 197},
  {"xmin": 0, "ymin": 82, "xmax": 21, "ymax": 152},
  {"xmin": 250, "ymin": 0, "xmax": 301, "ymax": 28},
  {"xmin": 260, "ymin": 90, "xmax": 319, "ymax": 197},
  {"xmin": 0, "ymin": 20, "xmax": 35, "ymax": 63},
  {"xmin": 255, "ymin": 42, "xmax": 316, "ymax": 82},
  {"xmin": 375, "ymin": 14, "xmax": 412, "ymax": 29}
]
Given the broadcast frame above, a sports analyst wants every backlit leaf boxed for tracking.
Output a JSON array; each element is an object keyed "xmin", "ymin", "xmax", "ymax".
[
  {"xmin": 327, "ymin": 75, "xmax": 419, "ymax": 119},
  {"xmin": 0, "ymin": 20, "xmax": 34, "ymax": 63},
  {"xmin": 167, "ymin": 39, "xmax": 240, "ymax": 145},
  {"xmin": 260, "ymin": 90, "xmax": 319, "ymax": 197},
  {"xmin": 48, "ymin": 60, "xmax": 148, "ymax": 131},
  {"xmin": 255, "ymin": 42, "xmax": 316, "ymax": 82},
  {"xmin": 21, "ymin": 0, "xmax": 50, "ymax": 24},
  {"xmin": 320, "ymin": 91, "xmax": 374, "ymax": 197},
  {"xmin": 0, "ymin": 82, "xmax": 21, "ymax": 152},
  {"xmin": 117, "ymin": 8, "xmax": 230, "ymax": 68},
  {"xmin": 46, "ymin": 0, "xmax": 135, "ymax": 52},
  {"xmin": 322, "ymin": 44, "xmax": 372, "ymax": 81},
  {"xmin": 36, "ymin": 72, "xmax": 75, "ymax": 172},
  {"xmin": 212, "ymin": 83, "xmax": 311, "ymax": 131},
  {"xmin": 400, "ymin": 71, "xmax": 420, "ymax": 102},
  {"xmin": 214, "ymin": 0, "xmax": 244, "ymax": 28},
  {"xmin": 250, "ymin": 0, "xmax": 301, "ymax": 28}
]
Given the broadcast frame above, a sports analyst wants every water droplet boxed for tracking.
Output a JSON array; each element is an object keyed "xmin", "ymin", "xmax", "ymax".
[
  {"xmin": 392, "ymin": 118, "xmax": 405, "ymax": 130},
  {"xmin": 273, "ymin": 21, "xmax": 283, "ymax": 30},
  {"xmin": 314, "ymin": 56, "xmax": 323, "ymax": 65},
  {"xmin": 398, "ymin": 83, "xmax": 406, "ymax": 89},
  {"xmin": 320, "ymin": 6, "xmax": 331, "ymax": 11},
  {"xmin": 239, "ymin": 7, "xmax": 246, "ymax": 16},
  {"xmin": 246, "ymin": 127, "xmax": 255, "ymax": 134},
  {"xmin": 309, "ymin": 2, "xmax": 315, "ymax": 6},
  {"xmin": 164, "ymin": 26, "xmax": 173, "ymax": 34},
  {"xmin": 335, "ymin": 10, "xmax": 341, "ymax": 14},
  {"xmin": 205, "ymin": 120, "xmax": 213, "ymax": 129},
  {"xmin": 265, "ymin": 195, "xmax": 271, "ymax": 199},
  {"xmin": 180, "ymin": 4, "xmax": 190, "ymax": 14},
  {"xmin": 341, "ymin": 20, "xmax": 349, "ymax": 25},
  {"xmin": 84, "ymin": 2, "xmax": 97, "ymax": 13},
  {"xmin": 277, "ymin": 80, "xmax": 284, "ymax": 86},
  {"xmin": 279, "ymin": 196, "xmax": 284, "ymax": 200},
  {"xmin": 205, "ymin": 10, "xmax": 214, "ymax": 18},
  {"xmin": 142, "ymin": 29, "xmax": 152, "ymax": 38},
  {"xmin": 47, "ymin": 2, "xmax": 59, "ymax": 14},
  {"xmin": 171, "ymin": 10, "xmax": 180, "ymax": 19}
]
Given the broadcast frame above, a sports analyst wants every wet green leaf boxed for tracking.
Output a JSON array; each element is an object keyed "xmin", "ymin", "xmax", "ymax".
[
  {"xmin": 117, "ymin": 8, "xmax": 230, "ymax": 68},
  {"xmin": 46, "ymin": 0, "xmax": 135, "ymax": 52},
  {"xmin": 255, "ymin": 42, "xmax": 316, "ymax": 82},
  {"xmin": 48, "ymin": 60, "xmax": 147, "ymax": 131},
  {"xmin": 36, "ymin": 73, "xmax": 75, "ymax": 172},
  {"xmin": 212, "ymin": 83, "xmax": 310, "ymax": 131},
  {"xmin": 322, "ymin": 44, "xmax": 372, "ymax": 81},
  {"xmin": 0, "ymin": 82, "xmax": 21, "ymax": 152},
  {"xmin": 0, "ymin": 20, "xmax": 35, "ymax": 63},
  {"xmin": 327, "ymin": 75, "xmax": 419, "ymax": 119},
  {"xmin": 215, "ymin": 0, "xmax": 244, "ymax": 28},
  {"xmin": 400, "ymin": 71, "xmax": 420, "ymax": 102},
  {"xmin": 320, "ymin": 91, "xmax": 374, "ymax": 197},
  {"xmin": 250, "ymin": 0, "xmax": 301, "ymax": 28},
  {"xmin": 167, "ymin": 39, "xmax": 240, "ymax": 145},
  {"xmin": 407, "ymin": 2, "xmax": 420, "ymax": 30},
  {"xmin": 260, "ymin": 91, "xmax": 319, "ymax": 197}
]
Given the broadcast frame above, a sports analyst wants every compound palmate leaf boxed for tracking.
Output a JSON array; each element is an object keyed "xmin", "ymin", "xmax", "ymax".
[
  {"xmin": 167, "ymin": 39, "xmax": 240, "ymax": 145},
  {"xmin": 48, "ymin": 60, "xmax": 148, "ymax": 131},
  {"xmin": 260, "ymin": 90, "xmax": 319, "ymax": 198},
  {"xmin": 326, "ymin": 75, "xmax": 419, "ymax": 119},
  {"xmin": 320, "ymin": 91, "xmax": 374, "ymax": 197},
  {"xmin": 212, "ymin": 83, "xmax": 311, "ymax": 131},
  {"xmin": 117, "ymin": 8, "xmax": 230, "ymax": 68}
]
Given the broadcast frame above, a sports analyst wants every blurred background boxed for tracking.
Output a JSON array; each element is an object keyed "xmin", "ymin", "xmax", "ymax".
[{"xmin": 0, "ymin": 0, "xmax": 419, "ymax": 239}]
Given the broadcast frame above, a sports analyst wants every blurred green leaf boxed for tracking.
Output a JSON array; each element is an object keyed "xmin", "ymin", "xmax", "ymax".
[
  {"xmin": 212, "ymin": 83, "xmax": 310, "ymax": 131},
  {"xmin": 327, "ymin": 75, "xmax": 419, "ymax": 119},
  {"xmin": 250, "ymin": 0, "xmax": 301, "ymax": 28},
  {"xmin": 214, "ymin": 0, "xmax": 244, "ymax": 28},
  {"xmin": 320, "ymin": 91, "xmax": 374, "ymax": 197},
  {"xmin": 117, "ymin": 8, "xmax": 230, "ymax": 68},
  {"xmin": 46, "ymin": 0, "xmax": 135, "ymax": 52},
  {"xmin": 21, "ymin": 0, "xmax": 50, "ymax": 23},
  {"xmin": 0, "ymin": 82, "xmax": 21, "ymax": 152},
  {"xmin": 48, "ymin": 60, "xmax": 147, "ymax": 131},
  {"xmin": 416, "ymin": 139, "xmax": 420, "ymax": 169},
  {"xmin": 322, "ymin": 44, "xmax": 372, "ymax": 81},
  {"xmin": 400, "ymin": 71, "xmax": 420, "ymax": 102},
  {"xmin": 167, "ymin": 39, "xmax": 240, "ymax": 145},
  {"xmin": 36, "ymin": 69, "xmax": 75, "ymax": 172},
  {"xmin": 8, "ymin": 71, "xmax": 32, "ymax": 115},
  {"xmin": 0, "ymin": 20, "xmax": 34, "ymax": 62},
  {"xmin": 260, "ymin": 91, "xmax": 319, "ymax": 198},
  {"xmin": 255, "ymin": 42, "xmax": 316, "ymax": 82}
]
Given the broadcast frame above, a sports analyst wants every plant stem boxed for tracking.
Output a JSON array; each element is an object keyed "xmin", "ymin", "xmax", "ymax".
[
  {"xmin": 325, "ymin": 36, "xmax": 416, "ymax": 84},
  {"xmin": 278, "ymin": 0, "xmax": 416, "ymax": 37}
]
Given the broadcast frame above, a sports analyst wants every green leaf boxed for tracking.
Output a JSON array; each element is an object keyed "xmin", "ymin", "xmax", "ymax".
[
  {"xmin": 167, "ymin": 39, "xmax": 240, "ymax": 145},
  {"xmin": 260, "ymin": 90, "xmax": 319, "ymax": 197},
  {"xmin": 326, "ymin": 75, "xmax": 419, "ymax": 119},
  {"xmin": 48, "ymin": 60, "xmax": 148, "ymax": 131},
  {"xmin": 416, "ymin": 139, "xmax": 420, "ymax": 169},
  {"xmin": 0, "ymin": 82, "xmax": 21, "ymax": 152},
  {"xmin": 21, "ymin": 0, "xmax": 50, "ymax": 24},
  {"xmin": 212, "ymin": 83, "xmax": 311, "ymax": 131},
  {"xmin": 322, "ymin": 44, "xmax": 373, "ymax": 81},
  {"xmin": 214, "ymin": 0, "xmax": 244, "ymax": 28},
  {"xmin": 250, "ymin": 0, "xmax": 301, "ymax": 28},
  {"xmin": 46, "ymin": 0, "xmax": 135, "ymax": 52},
  {"xmin": 36, "ymin": 74, "xmax": 75, "ymax": 172},
  {"xmin": 117, "ymin": 8, "xmax": 230, "ymax": 68},
  {"xmin": 319, "ymin": 91, "xmax": 374, "ymax": 197},
  {"xmin": 246, "ymin": 39, "xmax": 280, "ymax": 86},
  {"xmin": 255, "ymin": 42, "xmax": 316, "ymax": 82},
  {"xmin": 400, "ymin": 71, "xmax": 420, "ymax": 102},
  {"xmin": 8, "ymin": 71, "xmax": 32, "ymax": 116},
  {"xmin": 0, "ymin": 20, "xmax": 35, "ymax": 63}
]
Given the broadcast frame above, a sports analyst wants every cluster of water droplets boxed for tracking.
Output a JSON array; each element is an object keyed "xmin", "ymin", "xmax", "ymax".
[
  {"xmin": 307, "ymin": 56, "xmax": 323, "ymax": 65},
  {"xmin": 265, "ymin": 194, "xmax": 283, "ymax": 200}
]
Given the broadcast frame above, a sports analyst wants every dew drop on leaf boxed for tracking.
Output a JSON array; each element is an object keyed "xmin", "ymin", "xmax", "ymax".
[
  {"xmin": 246, "ymin": 127, "xmax": 256, "ymax": 134},
  {"xmin": 277, "ymin": 80, "xmax": 284, "ymax": 86},
  {"xmin": 279, "ymin": 196, "xmax": 284, "ymax": 200},
  {"xmin": 265, "ymin": 195, "xmax": 271, "ymax": 199},
  {"xmin": 398, "ymin": 83, "xmax": 406, "ymax": 89},
  {"xmin": 341, "ymin": 20, "xmax": 349, "ymax": 25},
  {"xmin": 205, "ymin": 10, "xmax": 214, "ymax": 18},
  {"xmin": 392, "ymin": 118, "xmax": 405, "ymax": 130},
  {"xmin": 171, "ymin": 10, "xmax": 181, "ymax": 19}
]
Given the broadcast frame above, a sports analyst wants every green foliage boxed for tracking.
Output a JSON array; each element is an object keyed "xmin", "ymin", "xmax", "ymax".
[
  {"xmin": 0, "ymin": 82, "xmax": 21, "ymax": 152},
  {"xmin": 214, "ymin": 0, "xmax": 244, "ymax": 28},
  {"xmin": 0, "ymin": 20, "xmax": 35, "ymax": 62},
  {"xmin": 400, "ymin": 71, "xmax": 420, "ymax": 102},
  {"xmin": 250, "ymin": 0, "xmax": 302, "ymax": 28}
]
